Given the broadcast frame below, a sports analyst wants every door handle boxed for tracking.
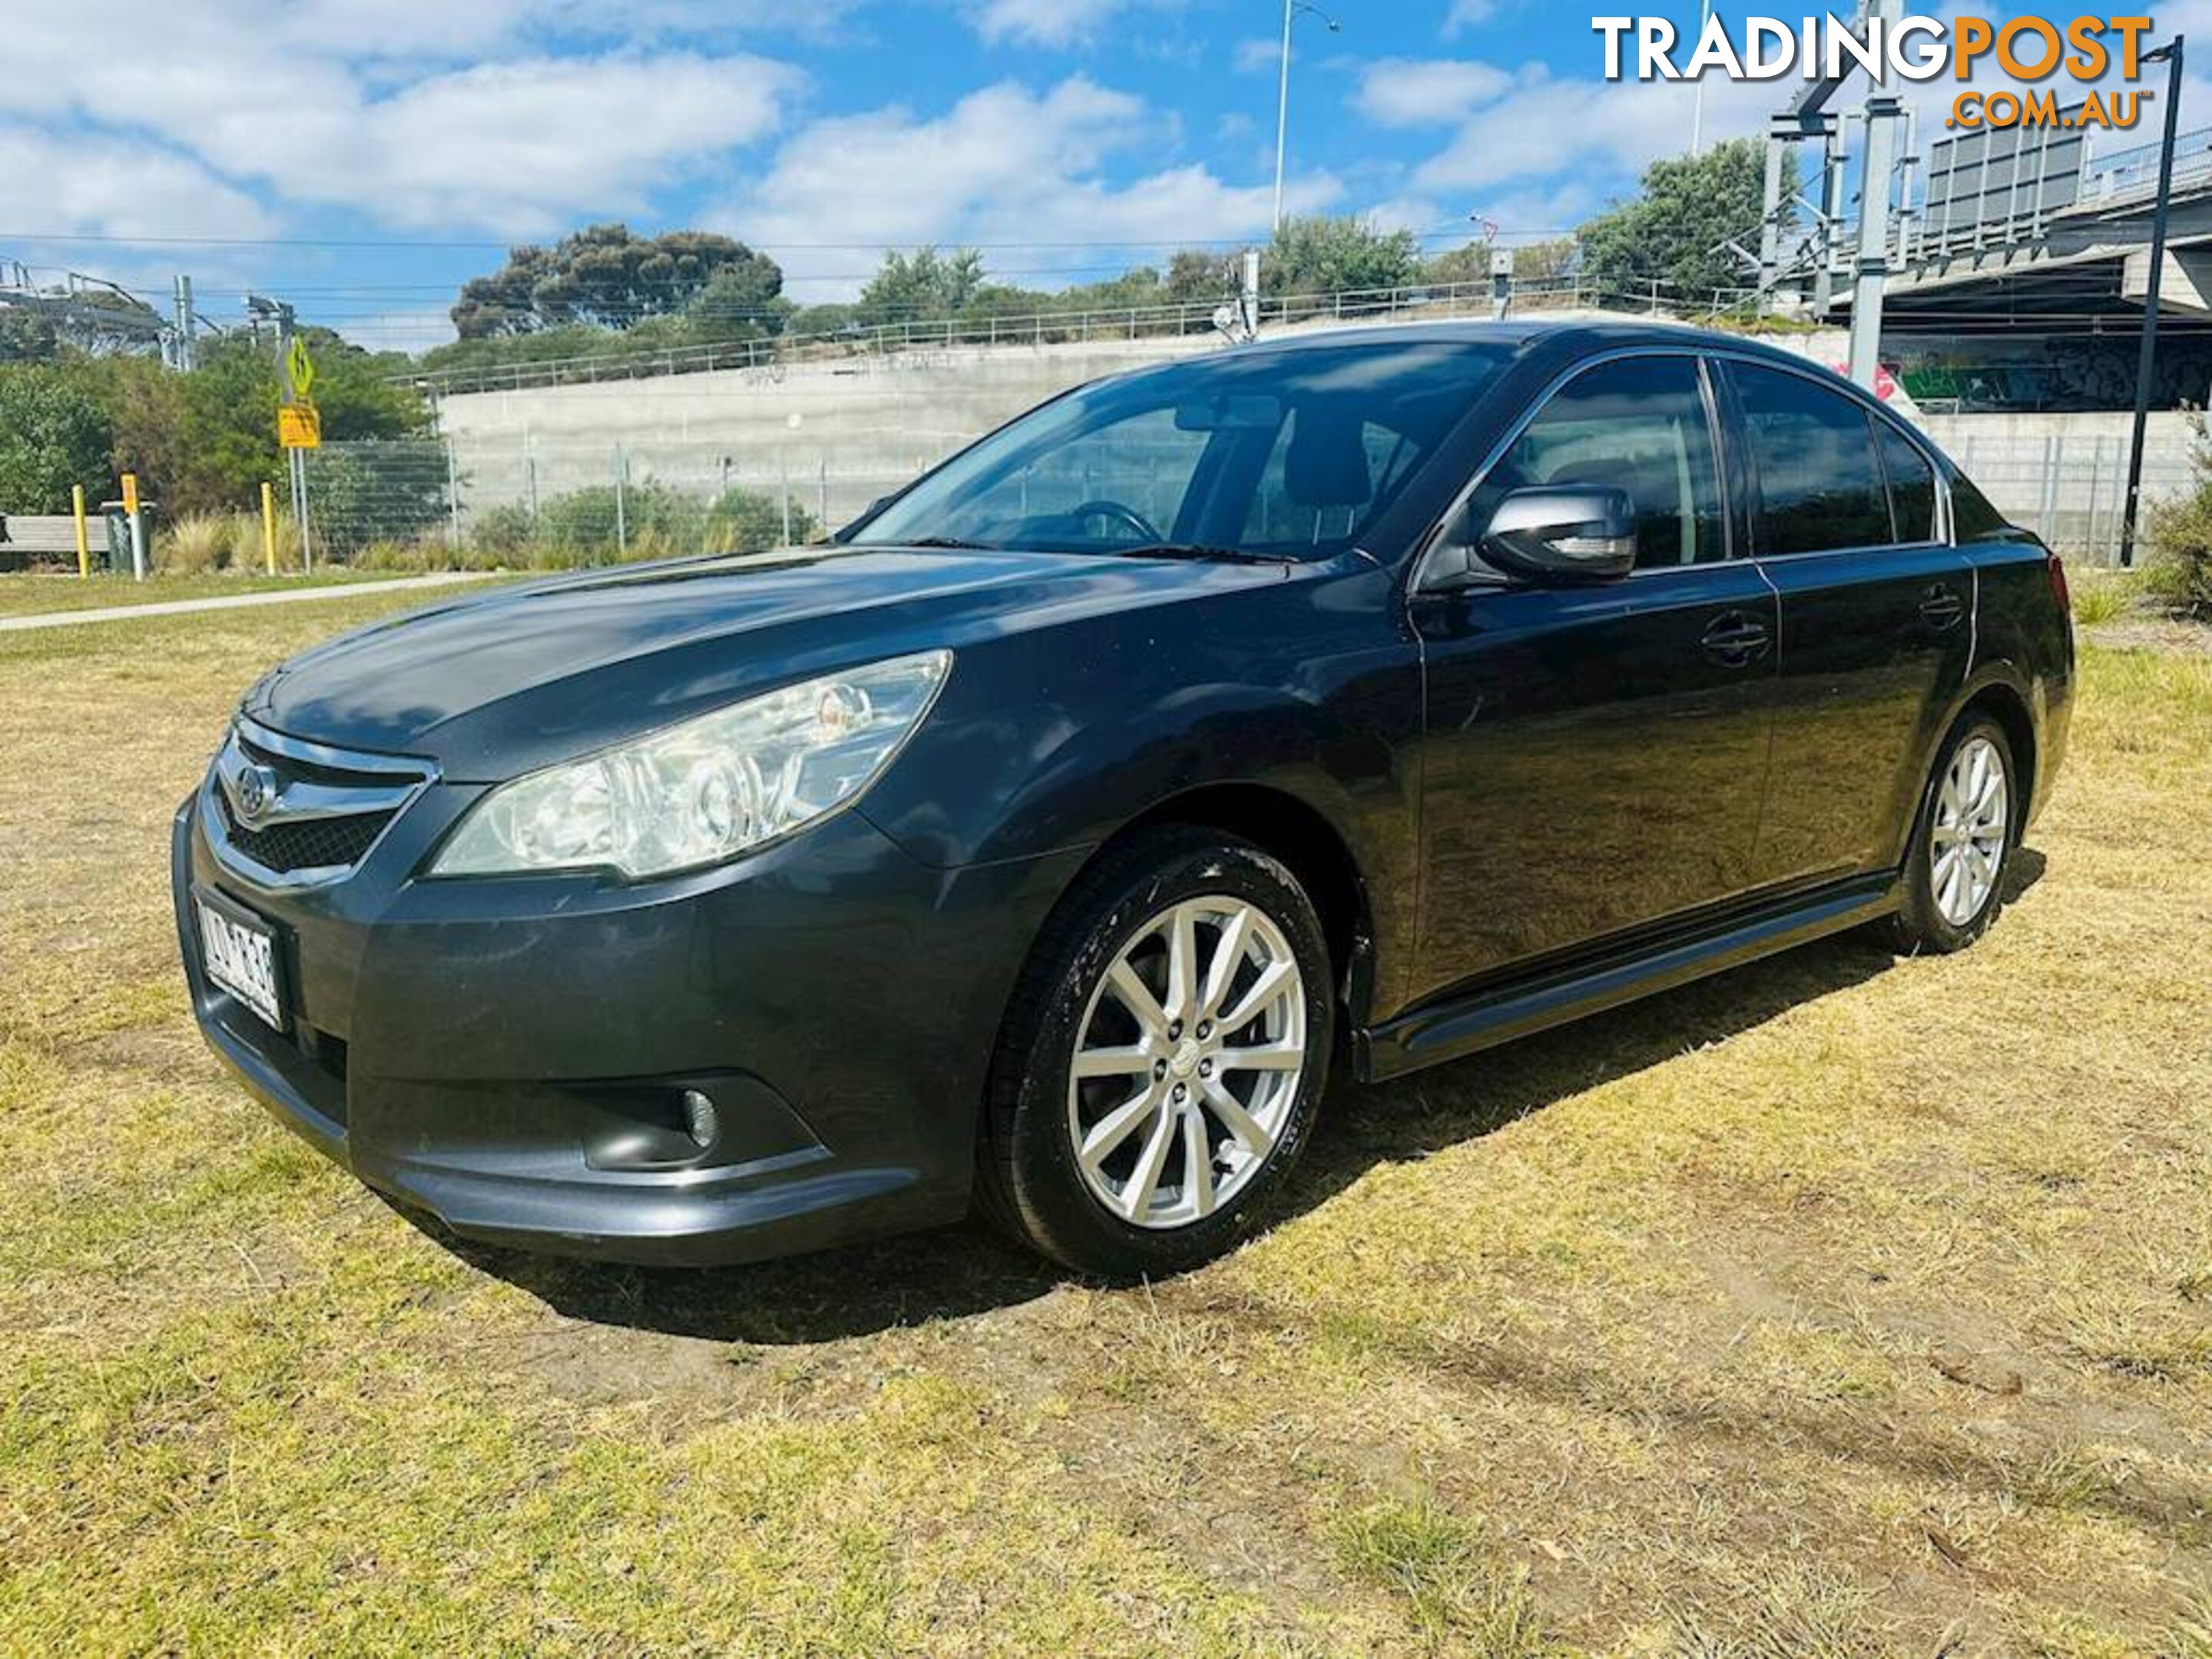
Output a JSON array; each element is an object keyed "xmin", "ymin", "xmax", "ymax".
[
  {"xmin": 1919, "ymin": 584, "xmax": 1966, "ymax": 630},
  {"xmin": 1700, "ymin": 611, "xmax": 1772, "ymax": 667}
]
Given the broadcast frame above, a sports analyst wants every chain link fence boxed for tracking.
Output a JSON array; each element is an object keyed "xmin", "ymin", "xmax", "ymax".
[{"xmin": 297, "ymin": 419, "xmax": 2200, "ymax": 574}]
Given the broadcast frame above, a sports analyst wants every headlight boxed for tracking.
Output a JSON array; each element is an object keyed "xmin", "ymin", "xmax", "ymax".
[{"xmin": 430, "ymin": 650, "xmax": 950, "ymax": 879}]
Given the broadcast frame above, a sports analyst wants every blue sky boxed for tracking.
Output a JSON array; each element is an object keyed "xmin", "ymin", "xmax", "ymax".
[{"xmin": 2, "ymin": 0, "xmax": 2201, "ymax": 353}]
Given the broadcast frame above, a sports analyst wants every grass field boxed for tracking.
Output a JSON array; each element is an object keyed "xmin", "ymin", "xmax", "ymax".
[
  {"xmin": 2, "ymin": 594, "xmax": 2208, "ymax": 1654},
  {"xmin": 0, "ymin": 570, "xmax": 423, "ymax": 620}
]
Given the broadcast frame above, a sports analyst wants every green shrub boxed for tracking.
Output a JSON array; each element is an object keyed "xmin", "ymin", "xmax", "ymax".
[
  {"xmin": 531, "ymin": 482, "xmax": 707, "ymax": 559},
  {"xmin": 465, "ymin": 503, "xmax": 537, "ymax": 561},
  {"xmin": 2144, "ymin": 485, "xmax": 2212, "ymax": 618},
  {"xmin": 2142, "ymin": 411, "xmax": 2212, "ymax": 619},
  {"xmin": 707, "ymin": 487, "xmax": 818, "ymax": 553}
]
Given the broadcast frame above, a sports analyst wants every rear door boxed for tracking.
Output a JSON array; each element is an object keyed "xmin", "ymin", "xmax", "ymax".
[
  {"xmin": 1407, "ymin": 352, "xmax": 1780, "ymax": 1003},
  {"xmin": 1722, "ymin": 359, "xmax": 1973, "ymax": 888}
]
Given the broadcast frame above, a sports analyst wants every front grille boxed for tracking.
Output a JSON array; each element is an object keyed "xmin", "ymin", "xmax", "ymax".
[
  {"xmin": 207, "ymin": 719, "xmax": 432, "ymax": 883},
  {"xmin": 217, "ymin": 790, "xmax": 394, "ymax": 873}
]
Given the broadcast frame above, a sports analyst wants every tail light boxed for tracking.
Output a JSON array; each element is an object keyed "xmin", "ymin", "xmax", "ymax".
[{"xmin": 2045, "ymin": 546, "xmax": 2071, "ymax": 614}]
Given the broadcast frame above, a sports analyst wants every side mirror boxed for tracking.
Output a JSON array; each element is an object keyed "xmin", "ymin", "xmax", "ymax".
[{"xmin": 1476, "ymin": 485, "xmax": 1637, "ymax": 584}]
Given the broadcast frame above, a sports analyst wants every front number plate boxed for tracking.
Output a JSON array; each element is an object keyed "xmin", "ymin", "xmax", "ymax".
[{"xmin": 195, "ymin": 889, "xmax": 288, "ymax": 1034}]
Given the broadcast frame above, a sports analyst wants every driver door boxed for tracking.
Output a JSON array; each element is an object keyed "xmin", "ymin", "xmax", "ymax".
[{"xmin": 1405, "ymin": 352, "xmax": 1781, "ymax": 1005}]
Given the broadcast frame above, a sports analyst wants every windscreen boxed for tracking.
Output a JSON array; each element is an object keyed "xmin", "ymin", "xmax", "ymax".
[{"xmin": 849, "ymin": 341, "xmax": 1514, "ymax": 560}]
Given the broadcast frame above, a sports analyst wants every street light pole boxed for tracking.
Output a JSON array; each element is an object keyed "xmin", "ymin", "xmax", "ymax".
[
  {"xmin": 2119, "ymin": 35, "xmax": 2185, "ymax": 570},
  {"xmin": 1272, "ymin": 0, "xmax": 1342, "ymax": 235}
]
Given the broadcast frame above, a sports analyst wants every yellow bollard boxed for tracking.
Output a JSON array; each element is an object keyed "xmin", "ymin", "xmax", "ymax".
[
  {"xmin": 71, "ymin": 485, "xmax": 90, "ymax": 578},
  {"xmin": 261, "ymin": 482, "xmax": 278, "ymax": 575}
]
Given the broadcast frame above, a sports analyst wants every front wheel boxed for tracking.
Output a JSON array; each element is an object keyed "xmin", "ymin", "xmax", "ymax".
[
  {"xmin": 978, "ymin": 827, "xmax": 1333, "ymax": 1277},
  {"xmin": 1887, "ymin": 714, "xmax": 2017, "ymax": 955}
]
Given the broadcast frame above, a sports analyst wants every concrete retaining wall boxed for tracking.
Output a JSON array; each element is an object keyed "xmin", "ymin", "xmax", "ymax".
[{"xmin": 435, "ymin": 320, "xmax": 2193, "ymax": 561}]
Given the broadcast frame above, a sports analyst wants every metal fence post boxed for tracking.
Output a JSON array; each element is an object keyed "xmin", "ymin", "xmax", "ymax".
[
  {"xmin": 817, "ymin": 458, "xmax": 828, "ymax": 531},
  {"xmin": 2083, "ymin": 437, "xmax": 2105, "ymax": 564},
  {"xmin": 779, "ymin": 454, "xmax": 792, "ymax": 545},
  {"xmin": 2039, "ymin": 432, "xmax": 2062, "ymax": 547},
  {"xmin": 445, "ymin": 439, "xmax": 462, "ymax": 558},
  {"xmin": 614, "ymin": 445, "xmax": 628, "ymax": 554}
]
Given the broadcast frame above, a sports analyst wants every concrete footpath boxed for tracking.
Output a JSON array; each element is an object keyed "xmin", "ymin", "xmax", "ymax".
[{"xmin": 0, "ymin": 571, "xmax": 492, "ymax": 634}]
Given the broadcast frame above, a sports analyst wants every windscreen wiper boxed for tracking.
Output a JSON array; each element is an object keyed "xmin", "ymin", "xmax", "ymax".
[
  {"xmin": 900, "ymin": 535, "xmax": 1001, "ymax": 550},
  {"xmin": 1104, "ymin": 543, "xmax": 1284, "ymax": 565}
]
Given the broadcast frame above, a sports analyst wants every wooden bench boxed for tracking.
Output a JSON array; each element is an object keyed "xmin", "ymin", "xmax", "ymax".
[{"xmin": 0, "ymin": 515, "xmax": 95, "ymax": 572}]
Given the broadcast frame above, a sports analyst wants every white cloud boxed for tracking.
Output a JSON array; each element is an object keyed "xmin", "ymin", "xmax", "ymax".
[
  {"xmin": 726, "ymin": 77, "xmax": 1338, "ymax": 300},
  {"xmin": 2, "ymin": 1, "xmax": 805, "ymax": 237},
  {"xmin": 1354, "ymin": 58, "xmax": 1514, "ymax": 127},
  {"xmin": 0, "ymin": 127, "xmax": 275, "ymax": 241},
  {"xmin": 969, "ymin": 0, "xmax": 1165, "ymax": 48},
  {"xmin": 221, "ymin": 55, "xmax": 803, "ymax": 235},
  {"xmin": 1234, "ymin": 38, "xmax": 1283, "ymax": 75},
  {"xmin": 1441, "ymin": 0, "xmax": 1500, "ymax": 38}
]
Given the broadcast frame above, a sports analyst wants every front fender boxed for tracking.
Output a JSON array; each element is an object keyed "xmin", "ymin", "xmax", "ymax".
[{"xmin": 856, "ymin": 559, "xmax": 1424, "ymax": 1011}]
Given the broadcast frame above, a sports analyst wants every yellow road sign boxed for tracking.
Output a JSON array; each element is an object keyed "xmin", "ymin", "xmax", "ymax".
[
  {"xmin": 284, "ymin": 336, "xmax": 316, "ymax": 402},
  {"xmin": 121, "ymin": 472, "xmax": 140, "ymax": 515},
  {"xmin": 278, "ymin": 403, "xmax": 322, "ymax": 449}
]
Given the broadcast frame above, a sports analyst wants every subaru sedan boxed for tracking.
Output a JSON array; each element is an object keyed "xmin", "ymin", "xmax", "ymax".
[{"xmin": 174, "ymin": 322, "xmax": 2072, "ymax": 1277}]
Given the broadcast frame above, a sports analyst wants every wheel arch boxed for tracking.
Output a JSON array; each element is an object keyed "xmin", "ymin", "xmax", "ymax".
[
  {"xmin": 1949, "ymin": 674, "xmax": 2038, "ymax": 846},
  {"xmin": 1106, "ymin": 782, "xmax": 1377, "ymax": 1025}
]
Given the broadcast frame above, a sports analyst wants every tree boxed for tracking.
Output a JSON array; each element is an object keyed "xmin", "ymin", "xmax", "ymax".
[
  {"xmin": 0, "ymin": 308, "xmax": 62, "ymax": 365},
  {"xmin": 1165, "ymin": 250, "xmax": 1242, "ymax": 306},
  {"xmin": 853, "ymin": 248, "xmax": 990, "ymax": 329},
  {"xmin": 1577, "ymin": 139, "xmax": 1774, "ymax": 313},
  {"xmin": 0, "ymin": 366, "xmax": 111, "ymax": 512},
  {"xmin": 451, "ymin": 224, "xmax": 784, "ymax": 339},
  {"xmin": 1262, "ymin": 217, "xmax": 1421, "ymax": 300},
  {"xmin": 106, "ymin": 331, "xmax": 428, "ymax": 515}
]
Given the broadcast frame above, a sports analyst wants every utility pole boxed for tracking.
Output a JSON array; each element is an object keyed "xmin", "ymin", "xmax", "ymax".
[
  {"xmin": 1271, "ymin": 1, "xmax": 1341, "ymax": 234},
  {"xmin": 1844, "ymin": 0, "xmax": 1903, "ymax": 391},
  {"xmin": 171, "ymin": 276, "xmax": 197, "ymax": 372},
  {"xmin": 1690, "ymin": 0, "xmax": 1714, "ymax": 153},
  {"xmin": 246, "ymin": 293, "xmax": 312, "ymax": 572},
  {"xmin": 2120, "ymin": 35, "xmax": 2186, "ymax": 570}
]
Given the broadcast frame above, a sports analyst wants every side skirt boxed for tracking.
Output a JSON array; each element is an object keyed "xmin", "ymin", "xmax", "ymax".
[{"xmin": 1356, "ymin": 873, "xmax": 1900, "ymax": 1084}]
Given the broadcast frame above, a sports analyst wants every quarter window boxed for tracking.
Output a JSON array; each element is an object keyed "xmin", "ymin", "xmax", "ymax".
[
  {"xmin": 1875, "ymin": 422, "xmax": 1939, "ymax": 544},
  {"xmin": 1733, "ymin": 363, "xmax": 1891, "ymax": 555},
  {"xmin": 1485, "ymin": 356, "xmax": 1726, "ymax": 568}
]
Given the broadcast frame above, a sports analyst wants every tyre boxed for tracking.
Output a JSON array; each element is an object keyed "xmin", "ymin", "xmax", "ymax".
[
  {"xmin": 979, "ymin": 826, "xmax": 1334, "ymax": 1277},
  {"xmin": 1886, "ymin": 714, "xmax": 2017, "ymax": 955}
]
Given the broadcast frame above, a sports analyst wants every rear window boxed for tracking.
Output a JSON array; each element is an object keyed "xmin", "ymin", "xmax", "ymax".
[
  {"xmin": 1733, "ymin": 363, "xmax": 1891, "ymax": 555},
  {"xmin": 1875, "ymin": 422, "xmax": 1939, "ymax": 543}
]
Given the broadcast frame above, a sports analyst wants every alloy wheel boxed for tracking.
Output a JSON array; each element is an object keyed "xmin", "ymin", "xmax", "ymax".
[
  {"xmin": 1931, "ymin": 734, "xmax": 2009, "ymax": 927},
  {"xmin": 1065, "ymin": 896, "xmax": 1307, "ymax": 1230}
]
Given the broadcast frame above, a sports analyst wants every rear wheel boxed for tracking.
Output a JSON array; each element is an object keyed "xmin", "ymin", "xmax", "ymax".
[
  {"xmin": 979, "ymin": 827, "xmax": 1333, "ymax": 1277},
  {"xmin": 1887, "ymin": 714, "xmax": 2016, "ymax": 954}
]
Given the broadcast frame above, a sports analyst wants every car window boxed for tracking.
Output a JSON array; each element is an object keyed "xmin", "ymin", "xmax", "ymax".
[
  {"xmin": 1732, "ymin": 363, "xmax": 1891, "ymax": 555},
  {"xmin": 1484, "ymin": 356, "xmax": 1725, "ymax": 568},
  {"xmin": 850, "ymin": 341, "xmax": 1515, "ymax": 559},
  {"xmin": 1875, "ymin": 421, "xmax": 1939, "ymax": 544},
  {"xmin": 1240, "ymin": 413, "xmax": 1426, "ymax": 546},
  {"xmin": 926, "ymin": 404, "xmax": 1211, "ymax": 542}
]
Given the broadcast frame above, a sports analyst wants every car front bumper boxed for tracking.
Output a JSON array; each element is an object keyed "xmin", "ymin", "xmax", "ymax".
[{"xmin": 172, "ymin": 777, "xmax": 1083, "ymax": 1266}]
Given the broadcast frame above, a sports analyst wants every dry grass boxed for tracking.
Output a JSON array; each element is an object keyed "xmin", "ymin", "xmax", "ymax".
[{"xmin": 1, "ymin": 598, "xmax": 2209, "ymax": 1654}]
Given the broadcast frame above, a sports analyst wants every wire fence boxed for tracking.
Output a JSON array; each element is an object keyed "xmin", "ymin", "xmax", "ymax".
[
  {"xmin": 401, "ymin": 275, "xmax": 1770, "ymax": 399},
  {"xmin": 299, "ymin": 417, "xmax": 2198, "ymax": 574}
]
